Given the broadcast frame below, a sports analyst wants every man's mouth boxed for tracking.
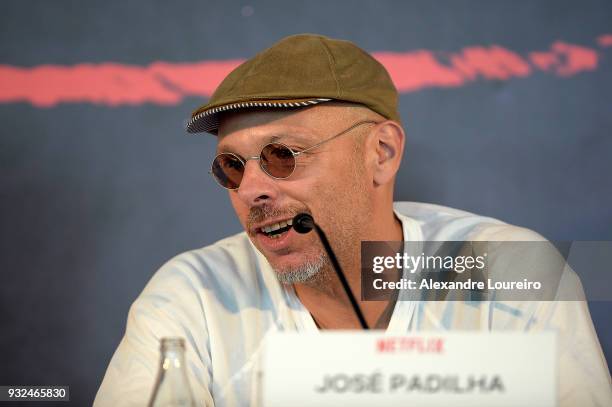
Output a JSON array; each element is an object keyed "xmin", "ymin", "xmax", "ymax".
[{"xmin": 257, "ymin": 218, "xmax": 294, "ymax": 239}]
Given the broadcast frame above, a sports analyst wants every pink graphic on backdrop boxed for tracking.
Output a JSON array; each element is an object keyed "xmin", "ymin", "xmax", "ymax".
[
  {"xmin": 375, "ymin": 51, "xmax": 464, "ymax": 91},
  {"xmin": 450, "ymin": 46, "xmax": 531, "ymax": 80},
  {"xmin": 0, "ymin": 61, "xmax": 242, "ymax": 107},
  {"xmin": 529, "ymin": 42, "xmax": 598, "ymax": 76},
  {"xmin": 598, "ymin": 34, "xmax": 612, "ymax": 47},
  {"xmin": 0, "ymin": 34, "xmax": 609, "ymax": 107}
]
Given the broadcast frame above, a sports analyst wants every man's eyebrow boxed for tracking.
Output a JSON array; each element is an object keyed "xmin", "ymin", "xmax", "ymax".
[
  {"xmin": 218, "ymin": 132, "xmax": 313, "ymax": 152},
  {"xmin": 266, "ymin": 132, "xmax": 312, "ymax": 145}
]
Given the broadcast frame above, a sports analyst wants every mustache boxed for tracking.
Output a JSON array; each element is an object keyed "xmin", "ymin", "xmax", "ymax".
[{"xmin": 246, "ymin": 204, "xmax": 310, "ymax": 233}]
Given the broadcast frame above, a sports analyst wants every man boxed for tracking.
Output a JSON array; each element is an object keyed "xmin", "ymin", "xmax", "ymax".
[{"xmin": 95, "ymin": 34, "xmax": 611, "ymax": 406}]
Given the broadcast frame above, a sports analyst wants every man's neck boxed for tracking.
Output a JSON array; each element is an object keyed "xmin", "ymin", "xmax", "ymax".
[{"xmin": 293, "ymin": 211, "xmax": 403, "ymax": 330}]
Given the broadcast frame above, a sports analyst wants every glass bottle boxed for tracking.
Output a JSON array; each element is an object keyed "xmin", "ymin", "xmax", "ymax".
[{"xmin": 148, "ymin": 337, "xmax": 196, "ymax": 407}]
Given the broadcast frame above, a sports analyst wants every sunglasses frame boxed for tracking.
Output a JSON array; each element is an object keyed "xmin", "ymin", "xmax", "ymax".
[{"xmin": 209, "ymin": 120, "xmax": 379, "ymax": 190}]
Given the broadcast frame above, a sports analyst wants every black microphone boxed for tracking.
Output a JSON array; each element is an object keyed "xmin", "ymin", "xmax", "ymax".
[
  {"xmin": 292, "ymin": 213, "xmax": 315, "ymax": 234},
  {"xmin": 292, "ymin": 213, "xmax": 369, "ymax": 330}
]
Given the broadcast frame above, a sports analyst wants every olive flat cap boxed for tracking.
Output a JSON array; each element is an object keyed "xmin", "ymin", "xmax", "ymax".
[{"xmin": 187, "ymin": 33, "xmax": 400, "ymax": 135}]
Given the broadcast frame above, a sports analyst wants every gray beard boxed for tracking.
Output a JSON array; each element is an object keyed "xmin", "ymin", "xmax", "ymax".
[{"xmin": 274, "ymin": 253, "xmax": 329, "ymax": 285}]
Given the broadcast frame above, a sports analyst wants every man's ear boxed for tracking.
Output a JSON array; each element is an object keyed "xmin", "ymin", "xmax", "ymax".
[{"xmin": 368, "ymin": 121, "xmax": 405, "ymax": 186}]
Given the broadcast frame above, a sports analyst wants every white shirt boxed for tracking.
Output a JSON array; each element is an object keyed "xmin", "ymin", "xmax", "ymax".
[{"xmin": 94, "ymin": 202, "xmax": 612, "ymax": 406}]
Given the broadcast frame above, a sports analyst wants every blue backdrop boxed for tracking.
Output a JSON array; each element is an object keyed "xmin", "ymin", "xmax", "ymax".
[{"xmin": 1, "ymin": 1, "xmax": 610, "ymax": 405}]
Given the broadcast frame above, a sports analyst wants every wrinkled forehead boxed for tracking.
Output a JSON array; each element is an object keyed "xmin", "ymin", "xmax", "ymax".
[
  {"xmin": 218, "ymin": 108, "xmax": 296, "ymax": 135},
  {"xmin": 216, "ymin": 107, "xmax": 328, "ymax": 151}
]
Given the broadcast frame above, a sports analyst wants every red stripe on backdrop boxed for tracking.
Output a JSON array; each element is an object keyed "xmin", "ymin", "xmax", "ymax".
[
  {"xmin": 598, "ymin": 34, "xmax": 612, "ymax": 47},
  {"xmin": 0, "ymin": 35, "xmax": 609, "ymax": 107}
]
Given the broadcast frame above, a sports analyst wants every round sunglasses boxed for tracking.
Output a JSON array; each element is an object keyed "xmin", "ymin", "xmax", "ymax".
[{"xmin": 210, "ymin": 120, "xmax": 378, "ymax": 190}]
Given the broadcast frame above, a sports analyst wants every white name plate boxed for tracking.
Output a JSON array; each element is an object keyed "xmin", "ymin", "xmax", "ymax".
[{"xmin": 262, "ymin": 332, "xmax": 556, "ymax": 407}]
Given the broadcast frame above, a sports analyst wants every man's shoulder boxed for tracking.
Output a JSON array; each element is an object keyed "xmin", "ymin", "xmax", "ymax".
[
  {"xmin": 144, "ymin": 231, "xmax": 262, "ymax": 294},
  {"xmin": 166, "ymin": 230, "xmax": 255, "ymax": 266},
  {"xmin": 394, "ymin": 201, "xmax": 546, "ymax": 241}
]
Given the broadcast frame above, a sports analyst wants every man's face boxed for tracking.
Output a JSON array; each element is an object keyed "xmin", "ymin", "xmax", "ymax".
[{"xmin": 216, "ymin": 106, "xmax": 374, "ymax": 283}]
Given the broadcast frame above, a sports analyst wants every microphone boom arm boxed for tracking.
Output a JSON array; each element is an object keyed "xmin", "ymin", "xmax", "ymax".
[{"xmin": 293, "ymin": 213, "xmax": 369, "ymax": 330}]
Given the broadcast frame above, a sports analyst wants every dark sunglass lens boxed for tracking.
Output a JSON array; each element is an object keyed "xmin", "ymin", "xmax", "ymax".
[
  {"xmin": 260, "ymin": 143, "xmax": 296, "ymax": 178},
  {"xmin": 212, "ymin": 154, "xmax": 244, "ymax": 189}
]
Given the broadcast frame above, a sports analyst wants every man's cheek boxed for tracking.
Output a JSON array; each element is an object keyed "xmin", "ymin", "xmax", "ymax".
[{"xmin": 229, "ymin": 196, "xmax": 250, "ymax": 229}]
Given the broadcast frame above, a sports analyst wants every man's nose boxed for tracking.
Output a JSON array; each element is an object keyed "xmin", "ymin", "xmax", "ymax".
[{"xmin": 236, "ymin": 160, "xmax": 279, "ymax": 205}]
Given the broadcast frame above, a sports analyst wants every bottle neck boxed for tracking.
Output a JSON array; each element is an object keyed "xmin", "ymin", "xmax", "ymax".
[
  {"xmin": 149, "ymin": 338, "xmax": 195, "ymax": 407},
  {"xmin": 161, "ymin": 347, "xmax": 186, "ymax": 371}
]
